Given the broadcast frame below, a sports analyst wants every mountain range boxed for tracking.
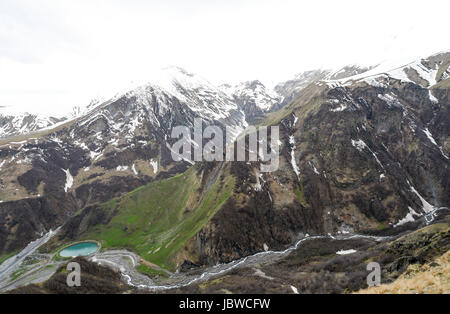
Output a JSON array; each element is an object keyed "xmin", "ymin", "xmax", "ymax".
[{"xmin": 0, "ymin": 50, "xmax": 448, "ymax": 293}]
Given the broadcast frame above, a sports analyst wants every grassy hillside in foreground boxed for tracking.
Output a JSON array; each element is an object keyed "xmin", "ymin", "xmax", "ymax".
[
  {"xmin": 75, "ymin": 166, "xmax": 235, "ymax": 270},
  {"xmin": 356, "ymin": 251, "xmax": 450, "ymax": 294}
]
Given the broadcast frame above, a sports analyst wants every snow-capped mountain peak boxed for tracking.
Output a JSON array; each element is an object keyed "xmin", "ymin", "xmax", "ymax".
[
  {"xmin": 123, "ymin": 66, "xmax": 243, "ymax": 123},
  {"xmin": 224, "ymin": 80, "xmax": 281, "ymax": 112}
]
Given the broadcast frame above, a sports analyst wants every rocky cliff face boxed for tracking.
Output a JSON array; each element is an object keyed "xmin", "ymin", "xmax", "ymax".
[{"xmin": 183, "ymin": 51, "xmax": 449, "ymax": 266}]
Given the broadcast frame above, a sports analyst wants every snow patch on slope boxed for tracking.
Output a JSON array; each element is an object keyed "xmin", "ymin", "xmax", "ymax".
[
  {"xmin": 336, "ymin": 249, "xmax": 357, "ymax": 255},
  {"xmin": 149, "ymin": 159, "xmax": 158, "ymax": 174},
  {"xmin": 62, "ymin": 168, "xmax": 73, "ymax": 193},
  {"xmin": 289, "ymin": 136, "xmax": 300, "ymax": 178},
  {"xmin": 132, "ymin": 164, "xmax": 138, "ymax": 175},
  {"xmin": 394, "ymin": 207, "xmax": 420, "ymax": 227},
  {"xmin": 407, "ymin": 180, "xmax": 435, "ymax": 213},
  {"xmin": 116, "ymin": 165, "xmax": 129, "ymax": 171},
  {"xmin": 423, "ymin": 128, "xmax": 449, "ymax": 159}
]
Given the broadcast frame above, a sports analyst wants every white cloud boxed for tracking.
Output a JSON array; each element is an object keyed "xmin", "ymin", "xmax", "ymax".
[{"xmin": 0, "ymin": 0, "xmax": 448, "ymax": 116}]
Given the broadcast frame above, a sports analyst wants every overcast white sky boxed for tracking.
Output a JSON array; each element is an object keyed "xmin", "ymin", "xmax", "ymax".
[{"xmin": 0, "ymin": 0, "xmax": 448, "ymax": 116}]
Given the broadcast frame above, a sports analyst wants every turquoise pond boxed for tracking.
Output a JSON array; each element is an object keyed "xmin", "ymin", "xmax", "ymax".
[{"xmin": 59, "ymin": 242, "xmax": 99, "ymax": 257}]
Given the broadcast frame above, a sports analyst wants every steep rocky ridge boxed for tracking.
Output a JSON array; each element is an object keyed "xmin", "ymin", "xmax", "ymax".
[{"xmin": 179, "ymin": 51, "xmax": 450, "ymax": 267}]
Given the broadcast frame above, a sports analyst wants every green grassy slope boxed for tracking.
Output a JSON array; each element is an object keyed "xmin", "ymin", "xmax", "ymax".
[{"xmin": 77, "ymin": 166, "xmax": 235, "ymax": 270}]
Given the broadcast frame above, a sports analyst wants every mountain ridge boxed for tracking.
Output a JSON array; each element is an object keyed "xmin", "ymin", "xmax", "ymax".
[{"xmin": 0, "ymin": 50, "xmax": 448, "ymax": 291}]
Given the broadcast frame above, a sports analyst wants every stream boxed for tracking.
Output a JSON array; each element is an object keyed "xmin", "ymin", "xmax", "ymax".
[
  {"xmin": 97, "ymin": 234, "xmax": 390, "ymax": 291},
  {"xmin": 1, "ymin": 207, "xmax": 448, "ymax": 292}
]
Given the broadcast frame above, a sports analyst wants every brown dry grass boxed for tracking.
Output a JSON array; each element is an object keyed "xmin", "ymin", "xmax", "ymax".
[{"xmin": 356, "ymin": 251, "xmax": 450, "ymax": 294}]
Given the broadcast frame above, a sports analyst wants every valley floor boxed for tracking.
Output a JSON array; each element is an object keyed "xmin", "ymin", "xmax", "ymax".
[{"xmin": 3, "ymin": 212, "xmax": 449, "ymax": 294}]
